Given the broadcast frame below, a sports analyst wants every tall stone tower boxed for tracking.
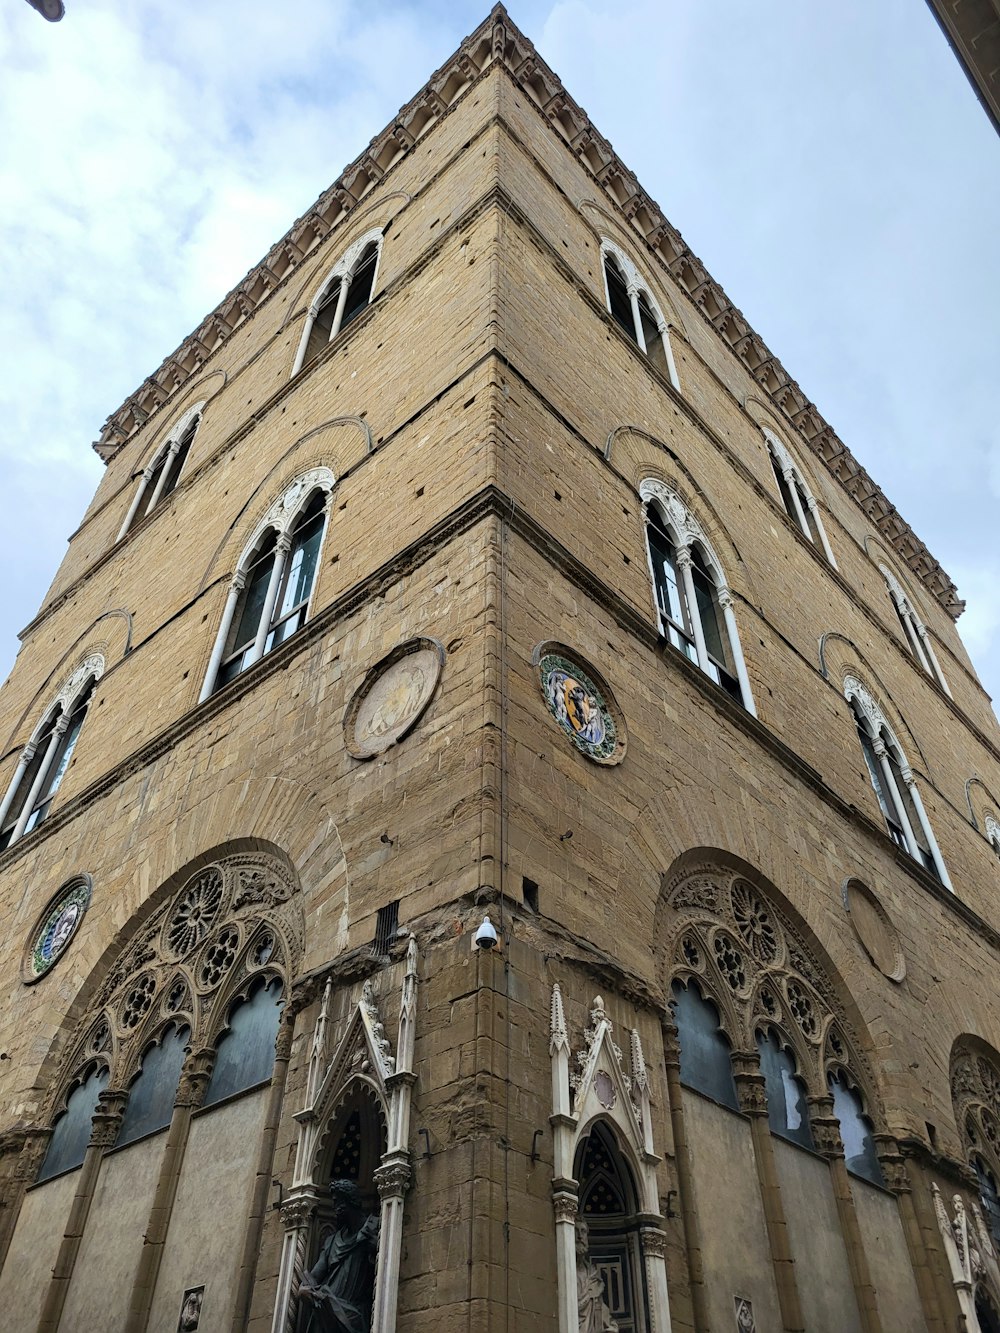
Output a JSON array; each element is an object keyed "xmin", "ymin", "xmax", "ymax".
[{"xmin": 2, "ymin": 9, "xmax": 1000, "ymax": 1333}]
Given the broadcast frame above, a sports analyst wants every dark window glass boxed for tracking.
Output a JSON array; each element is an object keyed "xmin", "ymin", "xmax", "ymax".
[
  {"xmin": 117, "ymin": 1023, "xmax": 189, "ymax": 1147},
  {"xmin": 884, "ymin": 741, "xmax": 937, "ymax": 877},
  {"xmin": 25, "ymin": 687, "xmax": 92, "ymax": 833},
  {"xmin": 853, "ymin": 707, "xmax": 906, "ymax": 849},
  {"xmin": 671, "ymin": 980, "xmax": 738, "ymax": 1110},
  {"xmin": 158, "ymin": 422, "xmax": 195, "ymax": 503},
  {"xmin": 756, "ymin": 1028, "xmax": 814, "ymax": 1148},
  {"xmin": 38, "ymin": 1065, "xmax": 109, "ymax": 1182},
  {"xmin": 304, "ymin": 279, "xmax": 342, "ymax": 363},
  {"xmin": 647, "ymin": 515, "xmax": 697, "ymax": 662},
  {"xmin": 976, "ymin": 1289, "xmax": 1000, "ymax": 1333},
  {"xmin": 829, "ymin": 1072, "xmax": 883, "ymax": 1185},
  {"xmin": 340, "ymin": 244, "xmax": 378, "ymax": 330},
  {"xmin": 975, "ymin": 1156, "xmax": 1000, "ymax": 1244},
  {"xmin": 266, "ymin": 493, "xmax": 325, "ymax": 650},
  {"xmin": 218, "ymin": 533, "xmax": 278, "ymax": 686},
  {"xmin": 770, "ymin": 451, "xmax": 797, "ymax": 522},
  {"xmin": 691, "ymin": 550, "xmax": 740, "ymax": 702},
  {"xmin": 203, "ymin": 978, "xmax": 283, "ymax": 1107},
  {"xmin": 0, "ymin": 723, "xmax": 53, "ymax": 848},
  {"xmin": 637, "ymin": 292, "xmax": 668, "ymax": 375},
  {"xmin": 604, "ymin": 257, "xmax": 635, "ymax": 341},
  {"xmin": 797, "ymin": 482, "xmax": 821, "ymax": 546}
]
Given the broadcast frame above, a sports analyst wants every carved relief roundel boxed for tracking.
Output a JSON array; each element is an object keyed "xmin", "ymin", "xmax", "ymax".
[
  {"xmin": 345, "ymin": 638, "xmax": 445, "ymax": 759},
  {"xmin": 842, "ymin": 878, "xmax": 905, "ymax": 983},
  {"xmin": 533, "ymin": 643, "xmax": 626, "ymax": 765},
  {"xmin": 23, "ymin": 877, "xmax": 92, "ymax": 983}
]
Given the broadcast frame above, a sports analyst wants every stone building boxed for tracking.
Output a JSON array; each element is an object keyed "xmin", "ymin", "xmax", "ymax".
[{"xmin": 1, "ymin": 7, "xmax": 999, "ymax": 1331}]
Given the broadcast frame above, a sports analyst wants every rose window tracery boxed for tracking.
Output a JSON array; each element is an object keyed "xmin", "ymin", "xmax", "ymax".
[
  {"xmin": 732, "ymin": 880, "xmax": 778, "ymax": 963},
  {"xmin": 953, "ymin": 1040, "xmax": 1000, "ymax": 1247},
  {"xmin": 786, "ymin": 981, "xmax": 817, "ymax": 1038},
  {"xmin": 166, "ymin": 868, "xmax": 224, "ymax": 956},
  {"xmin": 713, "ymin": 933, "xmax": 747, "ymax": 992},
  {"xmin": 121, "ymin": 974, "xmax": 156, "ymax": 1029},
  {"xmin": 200, "ymin": 926, "xmax": 240, "ymax": 988}
]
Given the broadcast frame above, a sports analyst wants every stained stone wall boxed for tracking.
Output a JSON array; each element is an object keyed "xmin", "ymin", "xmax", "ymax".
[{"xmin": 1, "ymin": 14, "xmax": 1000, "ymax": 1333}]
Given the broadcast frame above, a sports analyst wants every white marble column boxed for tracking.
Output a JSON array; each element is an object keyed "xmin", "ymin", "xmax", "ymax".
[
  {"xmin": 0, "ymin": 743, "xmax": 35, "ymax": 832},
  {"xmin": 116, "ymin": 467, "xmax": 154, "ymax": 541},
  {"xmin": 902, "ymin": 766, "xmax": 953, "ymax": 890},
  {"xmin": 249, "ymin": 535, "xmax": 291, "ymax": 665},
  {"xmin": 199, "ymin": 573, "xmax": 245, "ymax": 702},
  {"xmin": 807, "ymin": 495, "xmax": 838, "ymax": 567},
  {"xmin": 11, "ymin": 717, "xmax": 67, "ymax": 842},
  {"xmin": 675, "ymin": 546, "xmax": 709, "ymax": 672},
  {"xmin": 917, "ymin": 625, "xmax": 952, "ymax": 696},
  {"xmin": 873, "ymin": 738, "xmax": 919, "ymax": 854},
  {"xmin": 718, "ymin": 587, "xmax": 757, "ymax": 716}
]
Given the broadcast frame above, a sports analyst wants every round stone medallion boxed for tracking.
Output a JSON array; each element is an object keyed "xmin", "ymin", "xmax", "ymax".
[
  {"xmin": 534, "ymin": 645, "xmax": 625, "ymax": 765},
  {"xmin": 345, "ymin": 638, "xmax": 445, "ymax": 759},
  {"xmin": 842, "ymin": 878, "xmax": 905, "ymax": 983},
  {"xmin": 24, "ymin": 876, "xmax": 92, "ymax": 983}
]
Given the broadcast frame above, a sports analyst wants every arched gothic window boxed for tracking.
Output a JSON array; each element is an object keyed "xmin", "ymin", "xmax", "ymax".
[
  {"xmin": 293, "ymin": 229, "xmax": 383, "ymax": 374},
  {"xmin": 201, "ymin": 471, "xmax": 334, "ymax": 698},
  {"xmin": 762, "ymin": 428, "xmax": 837, "ymax": 566},
  {"xmin": 757, "ymin": 1026, "xmax": 814, "ymax": 1149},
  {"xmin": 117, "ymin": 405, "xmax": 202, "ymax": 541},
  {"xmin": 641, "ymin": 480, "xmax": 755, "ymax": 713},
  {"xmin": 0, "ymin": 655, "xmax": 103, "ymax": 851},
  {"xmin": 828, "ymin": 1071, "xmax": 883, "ymax": 1184},
  {"xmin": 952, "ymin": 1039, "xmax": 1000, "ymax": 1246},
  {"xmin": 37, "ymin": 1063, "xmax": 109, "ymax": 1183},
  {"xmin": 601, "ymin": 240, "xmax": 680, "ymax": 390},
  {"xmin": 116, "ymin": 1022, "xmax": 190, "ymax": 1147},
  {"xmin": 879, "ymin": 564, "xmax": 951, "ymax": 695},
  {"xmin": 671, "ymin": 978, "xmax": 738, "ymax": 1109},
  {"xmin": 986, "ymin": 814, "xmax": 1000, "ymax": 860},
  {"xmin": 845, "ymin": 676, "xmax": 950, "ymax": 887}
]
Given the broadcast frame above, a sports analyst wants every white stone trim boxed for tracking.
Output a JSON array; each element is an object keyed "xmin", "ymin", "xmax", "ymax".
[
  {"xmin": 291, "ymin": 228, "xmax": 384, "ymax": 375},
  {"xmin": 844, "ymin": 675, "xmax": 951, "ymax": 888},
  {"xmin": 116, "ymin": 403, "xmax": 204, "ymax": 542},
  {"xmin": 640, "ymin": 479, "xmax": 756, "ymax": 713},
  {"xmin": 985, "ymin": 813, "xmax": 1000, "ymax": 856},
  {"xmin": 879, "ymin": 563, "xmax": 951, "ymax": 695},
  {"xmin": 600, "ymin": 238, "xmax": 680, "ymax": 390},
  {"xmin": 762, "ymin": 427, "xmax": 837, "ymax": 567}
]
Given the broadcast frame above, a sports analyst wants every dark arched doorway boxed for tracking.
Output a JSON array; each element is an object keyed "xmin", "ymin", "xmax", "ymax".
[{"xmin": 575, "ymin": 1120, "xmax": 649, "ymax": 1333}]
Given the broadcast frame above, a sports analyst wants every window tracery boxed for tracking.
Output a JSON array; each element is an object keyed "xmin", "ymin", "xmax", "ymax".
[
  {"xmin": 600, "ymin": 239, "xmax": 680, "ymax": 389},
  {"xmin": 664, "ymin": 863, "xmax": 885, "ymax": 1180},
  {"xmin": 878, "ymin": 563, "xmax": 951, "ymax": 695},
  {"xmin": 640, "ymin": 479, "xmax": 756, "ymax": 714},
  {"xmin": 200, "ymin": 469, "xmax": 335, "ymax": 698},
  {"xmin": 952, "ymin": 1040, "xmax": 1000, "ymax": 1245},
  {"xmin": 762, "ymin": 427, "xmax": 837, "ymax": 566},
  {"xmin": 36, "ymin": 852, "xmax": 302, "ymax": 1181},
  {"xmin": 292, "ymin": 228, "xmax": 383, "ymax": 375},
  {"xmin": 117, "ymin": 403, "xmax": 203, "ymax": 541},
  {"xmin": 0, "ymin": 654, "xmax": 104, "ymax": 851},
  {"xmin": 844, "ymin": 675, "xmax": 951, "ymax": 887}
]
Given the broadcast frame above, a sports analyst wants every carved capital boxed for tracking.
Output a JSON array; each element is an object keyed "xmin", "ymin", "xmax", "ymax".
[
  {"xmin": 674, "ymin": 545, "xmax": 693, "ymax": 571},
  {"xmin": 731, "ymin": 1055, "xmax": 767, "ymax": 1117},
  {"xmin": 175, "ymin": 1047, "xmax": 215, "ymax": 1109},
  {"xmin": 374, "ymin": 1157, "xmax": 412, "ymax": 1200},
  {"xmin": 874, "ymin": 1135, "xmax": 910, "ymax": 1194},
  {"xmin": 12, "ymin": 1128, "xmax": 51, "ymax": 1181},
  {"xmin": 231, "ymin": 571, "xmax": 247, "ymax": 594},
  {"xmin": 280, "ymin": 1197, "xmax": 315, "ymax": 1231},
  {"xmin": 640, "ymin": 1225, "xmax": 668, "ymax": 1260},
  {"xmin": 90, "ymin": 1089, "xmax": 128, "ymax": 1148},
  {"xmin": 716, "ymin": 586, "xmax": 734, "ymax": 611},
  {"xmin": 553, "ymin": 1188, "xmax": 579, "ymax": 1225},
  {"xmin": 810, "ymin": 1115, "xmax": 844, "ymax": 1160},
  {"xmin": 872, "ymin": 737, "xmax": 888, "ymax": 759},
  {"xmin": 274, "ymin": 1014, "xmax": 296, "ymax": 1062},
  {"xmin": 660, "ymin": 1015, "xmax": 681, "ymax": 1070}
]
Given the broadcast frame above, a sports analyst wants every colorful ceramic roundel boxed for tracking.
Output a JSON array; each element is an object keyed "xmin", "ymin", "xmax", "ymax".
[
  {"xmin": 26, "ymin": 878, "xmax": 91, "ymax": 982},
  {"xmin": 538, "ymin": 652, "xmax": 622, "ymax": 763}
]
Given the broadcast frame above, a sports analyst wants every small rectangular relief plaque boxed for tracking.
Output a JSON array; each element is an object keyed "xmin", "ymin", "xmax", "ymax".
[
  {"xmin": 177, "ymin": 1285, "xmax": 205, "ymax": 1331},
  {"xmin": 734, "ymin": 1295, "xmax": 756, "ymax": 1333}
]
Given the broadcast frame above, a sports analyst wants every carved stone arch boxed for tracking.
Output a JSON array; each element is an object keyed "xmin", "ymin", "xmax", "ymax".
[
  {"xmin": 865, "ymin": 535, "xmax": 937, "ymax": 628},
  {"xmin": 3, "ymin": 616, "xmax": 130, "ymax": 754},
  {"xmin": 578, "ymin": 198, "xmax": 688, "ymax": 334},
  {"xmin": 657, "ymin": 848, "xmax": 886, "ymax": 1120},
  {"xmin": 136, "ymin": 397, "xmax": 206, "ymax": 474},
  {"xmin": 818, "ymin": 634, "xmax": 928, "ymax": 771},
  {"xmin": 639, "ymin": 476, "xmax": 737, "ymax": 591},
  {"xmin": 951, "ymin": 1036, "xmax": 1000, "ymax": 1190},
  {"xmin": 198, "ymin": 426, "xmax": 370, "ymax": 592},
  {"xmin": 744, "ymin": 396, "xmax": 827, "ymax": 495},
  {"xmin": 125, "ymin": 370, "xmax": 225, "ymax": 475},
  {"xmin": 967, "ymin": 778, "xmax": 1000, "ymax": 836}
]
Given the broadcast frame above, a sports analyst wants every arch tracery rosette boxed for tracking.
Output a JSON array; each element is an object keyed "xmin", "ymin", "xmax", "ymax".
[
  {"xmin": 49, "ymin": 852, "xmax": 302, "ymax": 1111},
  {"xmin": 664, "ymin": 864, "xmax": 880, "ymax": 1112}
]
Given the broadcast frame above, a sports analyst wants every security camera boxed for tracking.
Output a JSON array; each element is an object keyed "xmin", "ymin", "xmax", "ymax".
[{"xmin": 474, "ymin": 914, "xmax": 499, "ymax": 950}]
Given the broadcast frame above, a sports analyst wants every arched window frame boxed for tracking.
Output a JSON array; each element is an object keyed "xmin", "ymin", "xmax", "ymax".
[
  {"xmin": 200, "ymin": 468, "xmax": 335, "ymax": 699},
  {"xmin": 985, "ymin": 813, "xmax": 1000, "ymax": 860},
  {"xmin": 600, "ymin": 239, "xmax": 681, "ymax": 390},
  {"xmin": 0, "ymin": 654, "xmax": 104, "ymax": 851},
  {"xmin": 755, "ymin": 1022, "xmax": 815, "ymax": 1148},
  {"xmin": 640, "ymin": 479, "xmax": 756, "ymax": 715},
  {"xmin": 844, "ymin": 675, "xmax": 952, "ymax": 888},
  {"xmin": 291, "ymin": 228, "xmax": 384, "ymax": 376},
  {"xmin": 950, "ymin": 1040, "xmax": 1000, "ymax": 1249},
  {"xmin": 879, "ymin": 563, "xmax": 951, "ymax": 696},
  {"xmin": 762, "ymin": 428, "xmax": 837, "ymax": 567},
  {"xmin": 116, "ymin": 403, "xmax": 203, "ymax": 541}
]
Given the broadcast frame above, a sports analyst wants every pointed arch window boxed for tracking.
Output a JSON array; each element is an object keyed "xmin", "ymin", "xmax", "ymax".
[
  {"xmin": 201, "ymin": 474, "xmax": 333, "ymax": 698},
  {"xmin": 828, "ymin": 1071, "xmax": 884, "ymax": 1184},
  {"xmin": 845, "ymin": 677, "xmax": 951, "ymax": 887},
  {"xmin": 0, "ymin": 659, "xmax": 102, "ymax": 851},
  {"xmin": 117, "ymin": 1023, "xmax": 190, "ymax": 1147},
  {"xmin": 879, "ymin": 564, "xmax": 950, "ymax": 695},
  {"xmin": 763, "ymin": 428, "xmax": 837, "ymax": 566},
  {"xmin": 756, "ymin": 1027, "xmax": 814, "ymax": 1149},
  {"xmin": 641, "ymin": 481, "xmax": 755, "ymax": 714},
  {"xmin": 601, "ymin": 240, "xmax": 680, "ymax": 389},
  {"xmin": 293, "ymin": 230, "xmax": 383, "ymax": 374},
  {"xmin": 117, "ymin": 407, "xmax": 202, "ymax": 541},
  {"xmin": 671, "ymin": 979, "xmax": 739, "ymax": 1109},
  {"xmin": 203, "ymin": 977, "xmax": 284, "ymax": 1107},
  {"xmin": 37, "ymin": 1063, "xmax": 109, "ymax": 1183}
]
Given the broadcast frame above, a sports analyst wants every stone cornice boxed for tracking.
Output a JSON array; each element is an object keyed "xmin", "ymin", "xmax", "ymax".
[
  {"xmin": 1, "ymin": 484, "xmax": 996, "ymax": 959},
  {"xmin": 88, "ymin": 6, "xmax": 961, "ymax": 620}
]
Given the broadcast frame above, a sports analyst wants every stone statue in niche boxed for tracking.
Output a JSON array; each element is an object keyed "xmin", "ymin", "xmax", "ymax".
[
  {"xmin": 576, "ymin": 1218, "xmax": 619, "ymax": 1333},
  {"xmin": 299, "ymin": 1179, "xmax": 379, "ymax": 1333}
]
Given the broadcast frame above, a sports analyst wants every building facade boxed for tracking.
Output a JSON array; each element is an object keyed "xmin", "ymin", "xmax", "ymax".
[{"xmin": 1, "ymin": 8, "xmax": 1000, "ymax": 1331}]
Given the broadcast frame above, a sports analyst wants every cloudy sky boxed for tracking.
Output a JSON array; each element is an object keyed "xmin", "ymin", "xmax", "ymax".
[{"xmin": 1, "ymin": 0, "xmax": 998, "ymax": 715}]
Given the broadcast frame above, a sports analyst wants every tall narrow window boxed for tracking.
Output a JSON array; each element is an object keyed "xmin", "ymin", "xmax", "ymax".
[
  {"xmin": 295, "ymin": 231, "xmax": 383, "ymax": 373},
  {"xmin": 879, "ymin": 564, "xmax": 950, "ymax": 695},
  {"xmin": 117, "ymin": 1023, "xmax": 189, "ymax": 1147},
  {"xmin": 0, "ymin": 662, "xmax": 101, "ymax": 851},
  {"xmin": 845, "ymin": 678, "xmax": 950, "ymax": 887},
  {"xmin": 202, "ymin": 473, "xmax": 333, "ymax": 698},
  {"xmin": 763, "ymin": 429, "xmax": 836, "ymax": 565},
  {"xmin": 671, "ymin": 979, "xmax": 738, "ymax": 1109},
  {"xmin": 37, "ymin": 1064, "xmax": 109, "ymax": 1182},
  {"xmin": 642, "ymin": 482, "xmax": 755, "ymax": 713},
  {"xmin": 600, "ymin": 240, "xmax": 680, "ymax": 390},
  {"xmin": 118, "ymin": 410, "xmax": 201, "ymax": 540},
  {"xmin": 203, "ymin": 978, "xmax": 283, "ymax": 1107},
  {"xmin": 828, "ymin": 1071, "xmax": 884, "ymax": 1185},
  {"xmin": 757, "ymin": 1028, "xmax": 814, "ymax": 1149}
]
